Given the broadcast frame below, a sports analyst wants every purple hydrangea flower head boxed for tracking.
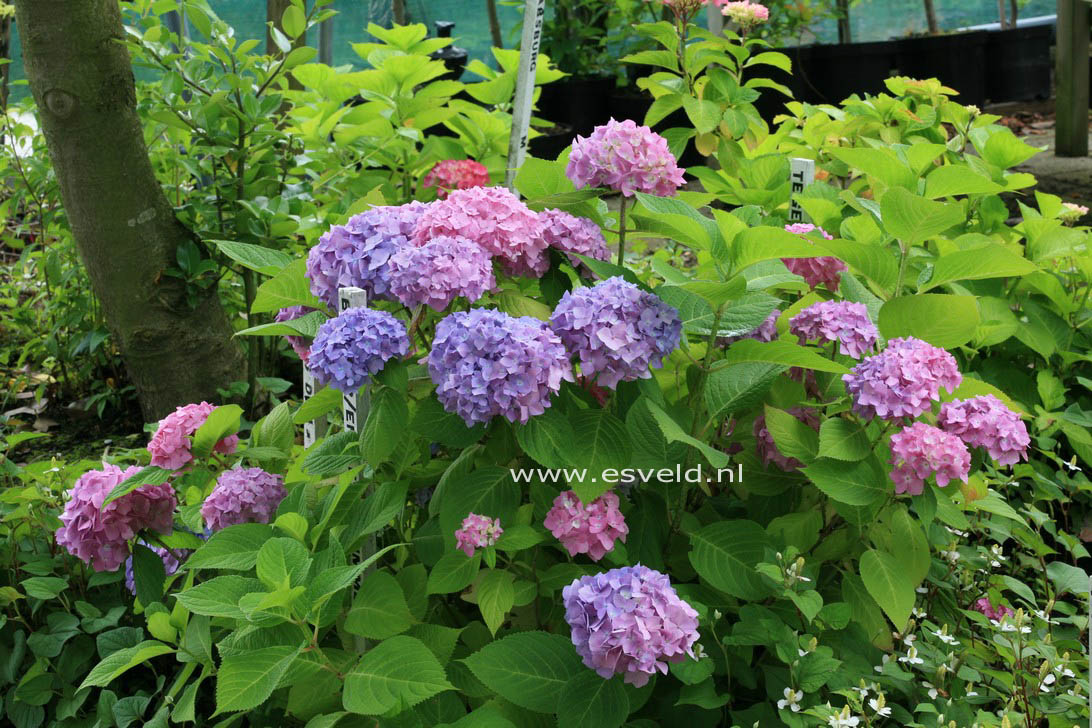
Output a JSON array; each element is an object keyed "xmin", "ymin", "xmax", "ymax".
[
  {"xmin": 125, "ymin": 542, "xmax": 187, "ymax": 596},
  {"xmin": 754, "ymin": 407, "xmax": 820, "ymax": 471},
  {"xmin": 566, "ymin": 119, "xmax": 686, "ymax": 198},
  {"xmin": 306, "ymin": 202, "xmax": 429, "ymax": 308},
  {"xmin": 454, "ymin": 513, "xmax": 502, "ymax": 557},
  {"xmin": 721, "ymin": 309, "xmax": 780, "ymax": 346},
  {"xmin": 148, "ymin": 402, "xmax": 239, "ymax": 471},
  {"xmin": 201, "ymin": 467, "xmax": 286, "ymax": 533},
  {"xmin": 938, "ymin": 395, "xmax": 1029, "ymax": 466},
  {"xmin": 781, "ymin": 223, "xmax": 847, "ymax": 291},
  {"xmin": 55, "ymin": 464, "xmax": 177, "ymax": 572},
  {"xmin": 843, "ymin": 337, "xmax": 962, "ymax": 420},
  {"xmin": 428, "ymin": 309, "xmax": 572, "ymax": 426},
  {"xmin": 889, "ymin": 422, "xmax": 970, "ymax": 496},
  {"xmin": 543, "ymin": 490, "xmax": 628, "ymax": 561},
  {"xmin": 538, "ymin": 208, "xmax": 609, "ymax": 274},
  {"xmin": 563, "ymin": 565, "xmax": 700, "ymax": 687},
  {"xmin": 308, "ymin": 307, "xmax": 409, "ymax": 393},
  {"xmin": 274, "ymin": 305, "xmax": 317, "ymax": 364},
  {"xmin": 550, "ymin": 277, "xmax": 681, "ymax": 389},
  {"xmin": 388, "ymin": 235, "xmax": 495, "ymax": 311},
  {"xmin": 412, "ymin": 186, "xmax": 548, "ymax": 278},
  {"xmin": 789, "ymin": 300, "xmax": 878, "ymax": 359}
]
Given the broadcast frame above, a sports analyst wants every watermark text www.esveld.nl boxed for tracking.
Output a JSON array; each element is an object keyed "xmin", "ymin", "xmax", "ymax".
[{"xmin": 510, "ymin": 463, "xmax": 744, "ymax": 485}]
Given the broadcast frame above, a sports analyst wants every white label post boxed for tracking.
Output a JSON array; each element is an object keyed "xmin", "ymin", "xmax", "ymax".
[
  {"xmin": 302, "ymin": 366, "xmax": 327, "ymax": 448},
  {"xmin": 338, "ymin": 286, "xmax": 369, "ymax": 432},
  {"xmin": 504, "ymin": 0, "xmax": 547, "ymax": 191},
  {"xmin": 789, "ymin": 158, "xmax": 815, "ymax": 223}
]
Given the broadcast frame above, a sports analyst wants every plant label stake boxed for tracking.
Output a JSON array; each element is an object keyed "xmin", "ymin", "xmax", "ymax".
[
  {"xmin": 338, "ymin": 286, "xmax": 369, "ymax": 432},
  {"xmin": 504, "ymin": 0, "xmax": 546, "ymax": 191},
  {"xmin": 789, "ymin": 157, "xmax": 815, "ymax": 223},
  {"xmin": 301, "ymin": 366, "xmax": 327, "ymax": 448}
]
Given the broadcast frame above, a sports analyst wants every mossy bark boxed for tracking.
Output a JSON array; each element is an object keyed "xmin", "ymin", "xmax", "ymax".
[{"xmin": 13, "ymin": 0, "xmax": 246, "ymax": 421}]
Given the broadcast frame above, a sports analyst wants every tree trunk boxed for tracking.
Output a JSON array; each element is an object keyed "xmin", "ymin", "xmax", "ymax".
[
  {"xmin": 486, "ymin": 0, "xmax": 503, "ymax": 50},
  {"xmin": 13, "ymin": 0, "xmax": 246, "ymax": 421},
  {"xmin": 997, "ymin": 0, "xmax": 1008, "ymax": 29},
  {"xmin": 922, "ymin": 0, "xmax": 939, "ymax": 34},
  {"xmin": 1009, "ymin": 0, "xmax": 1019, "ymax": 26},
  {"xmin": 0, "ymin": 16, "xmax": 10, "ymax": 107},
  {"xmin": 393, "ymin": 0, "xmax": 407, "ymax": 26}
]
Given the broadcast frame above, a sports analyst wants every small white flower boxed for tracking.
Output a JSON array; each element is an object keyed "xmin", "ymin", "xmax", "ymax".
[
  {"xmin": 852, "ymin": 684, "xmax": 870, "ymax": 698},
  {"xmin": 827, "ymin": 706, "xmax": 861, "ymax": 727},
  {"xmin": 931, "ymin": 628, "xmax": 960, "ymax": 646},
  {"xmin": 777, "ymin": 687, "xmax": 803, "ymax": 712},
  {"xmin": 916, "ymin": 586, "xmax": 929, "ymax": 594},
  {"xmin": 1062, "ymin": 457, "xmax": 1082, "ymax": 472},
  {"xmin": 874, "ymin": 654, "xmax": 891, "ymax": 673},
  {"xmin": 903, "ymin": 633, "xmax": 917, "ymax": 647},
  {"xmin": 1040, "ymin": 673, "xmax": 1056, "ymax": 693},
  {"xmin": 912, "ymin": 607, "xmax": 928, "ymax": 619},
  {"xmin": 869, "ymin": 698, "xmax": 891, "ymax": 717},
  {"xmin": 944, "ymin": 550, "xmax": 960, "ymax": 563},
  {"xmin": 898, "ymin": 646, "xmax": 924, "ymax": 665},
  {"xmin": 1055, "ymin": 665, "xmax": 1075, "ymax": 678},
  {"xmin": 924, "ymin": 681, "xmax": 939, "ymax": 699}
]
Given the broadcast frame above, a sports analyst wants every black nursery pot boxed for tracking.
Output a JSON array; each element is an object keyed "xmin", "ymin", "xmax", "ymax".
[
  {"xmin": 536, "ymin": 76, "xmax": 616, "ymax": 137},
  {"xmin": 528, "ymin": 123, "xmax": 576, "ymax": 162},
  {"xmin": 895, "ymin": 31, "xmax": 988, "ymax": 107},
  {"xmin": 984, "ymin": 24, "xmax": 1053, "ymax": 103}
]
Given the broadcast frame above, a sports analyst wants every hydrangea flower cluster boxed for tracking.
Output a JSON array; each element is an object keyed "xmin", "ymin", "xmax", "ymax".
[
  {"xmin": 782, "ymin": 223, "xmax": 847, "ymax": 291},
  {"xmin": 566, "ymin": 119, "xmax": 686, "ymax": 198},
  {"xmin": 538, "ymin": 208, "xmax": 610, "ymax": 273},
  {"xmin": 125, "ymin": 542, "xmax": 186, "ymax": 596},
  {"xmin": 789, "ymin": 300, "xmax": 878, "ymax": 359},
  {"xmin": 843, "ymin": 337, "xmax": 962, "ymax": 420},
  {"xmin": 563, "ymin": 565, "xmax": 700, "ymax": 687},
  {"xmin": 200, "ymin": 467, "xmax": 286, "ymax": 533},
  {"xmin": 148, "ymin": 402, "xmax": 239, "ymax": 470},
  {"xmin": 413, "ymin": 186, "xmax": 548, "ymax": 278},
  {"xmin": 388, "ymin": 235, "xmax": 495, "ymax": 311},
  {"xmin": 973, "ymin": 597, "xmax": 1014, "ymax": 621},
  {"xmin": 550, "ymin": 277, "xmax": 682, "ymax": 389},
  {"xmin": 274, "ymin": 305, "xmax": 316, "ymax": 363},
  {"xmin": 888, "ymin": 422, "xmax": 971, "ymax": 496},
  {"xmin": 721, "ymin": 309, "xmax": 780, "ymax": 346},
  {"xmin": 938, "ymin": 395, "xmax": 1030, "ymax": 466},
  {"xmin": 305, "ymin": 202, "xmax": 429, "ymax": 307},
  {"xmin": 1060, "ymin": 202, "xmax": 1088, "ymax": 224},
  {"xmin": 427, "ymin": 308, "xmax": 572, "ymax": 426},
  {"xmin": 543, "ymin": 490, "xmax": 629, "ymax": 561},
  {"xmin": 719, "ymin": 0, "xmax": 770, "ymax": 27},
  {"xmin": 422, "ymin": 159, "xmax": 490, "ymax": 199},
  {"xmin": 754, "ymin": 408, "xmax": 820, "ymax": 472},
  {"xmin": 454, "ymin": 513, "xmax": 503, "ymax": 557},
  {"xmin": 308, "ymin": 307, "xmax": 409, "ymax": 393},
  {"xmin": 55, "ymin": 465, "xmax": 177, "ymax": 572}
]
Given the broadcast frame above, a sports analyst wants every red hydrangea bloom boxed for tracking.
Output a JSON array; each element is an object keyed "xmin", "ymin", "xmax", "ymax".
[
  {"xmin": 543, "ymin": 490, "xmax": 628, "ymax": 561},
  {"xmin": 889, "ymin": 422, "xmax": 970, "ymax": 496},
  {"xmin": 422, "ymin": 159, "xmax": 490, "ymax": 199},
  {"xmin": 148, "ymin": 402, "xmax": 239, "ymax": 470}
]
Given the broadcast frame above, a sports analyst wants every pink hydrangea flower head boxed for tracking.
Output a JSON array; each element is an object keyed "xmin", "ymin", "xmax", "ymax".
[
  {"xmin": 55, "ymin": 464, "xmax": 178, "ymax": 572},
  {"xmin": 889, "ymin": 422, "xmax": 970, "ymax": 496},
  {"xmin": 412, "ymin": 186, "xmax": 548, "ymax": 278},
  {"xmin": 422, "ymin": 159, "xmax": 491, "ymax": 199},
  {"xmin": 566, "ymin": 119, "xmax": 686, "ymax": 198},
  {"xmin": 781, "ymin": 223, "xmax": 846, "ymax": 291},
  {"xmin": 201, "ymin": 467, "xmax": 286, "ymax": 533},
  {"xmin": 308, "ymin": 307, "xmax": 409, "ymax": 394},
  {"xmin": 274, "ymin": 305, "xmax": 317, "ymax": 364},
  {"xmin": 550, "ymin": 277, "xmax": 682, "ymax": 389},
  {"xmin": 843, "ymin": 337, "xmax": 962, "ymax": 420},
  {"xmin": 938, "ymin": 395, "xmax": 1029, "ymax": 466},
  {"xmin": 789, "ymin": 300, "xmax": 878, "ymax": 359},
  {"xmin": 543, "ymin": 490, "xmax": 628, "ymax": 561},
  {"xmin": 148, "ymin": 402, "xmax": 239, "ymax": 470},
  {"xmin": 538, "ymin": 208, "xmax": 610, "ymax": 275},
  {"xmin": 720, "ymin": 0, "xmax": 770, "ymax": 27},
  {"xmin": 563, "ymin": 565, "xmax": 700, "ymax": 687},
  {"xmin": 1060, "ymin": 202, "xmax": 1088, "ymax": 224},
  {"xmin": 754, "ymin": 407, "xmax": 820, "ymax": 471},
  {"xmin": 428, "ymin": 308, "xmax": 573, "ymax": 426},
  {"xmin": 306, "ymin": 202, "xmax": 430, "ymax": 308},
  {"xmin": 388, "ymin": 235, "xmax": 495, "ymax": 311},
  {"xmin": 454, "ymin": 513, "xmax": 503, "ymax": 557},
  {"xmin": 973, "ymin": 596, "xmax": 1014, "ymax": 621}
]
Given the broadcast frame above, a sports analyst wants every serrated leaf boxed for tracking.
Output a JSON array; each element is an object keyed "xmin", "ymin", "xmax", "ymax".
[
  {"xmin": 342, "ymin": 636, "xmax": 453, "ymax": 715},
  {"xmin": 463, "ymin": 632, "xmax": 582, "ymax": 713},
  {"xmin": 215, "ymin": 645, "xmax": 302, "ymax": 715},
  {"xmin": 344, "ymin": 571, "xmax": 414, "ymax": 639},
  {"xmin": 859, "ymin": 549, "xmax": 914, "ymax": 630},
  {"xmin": 557, "ymin": 671, "xmax": 629, "ymax": 728},
  {"xmin": 689, "ymin": 520, "xmax": 773, "ymax": 600}
]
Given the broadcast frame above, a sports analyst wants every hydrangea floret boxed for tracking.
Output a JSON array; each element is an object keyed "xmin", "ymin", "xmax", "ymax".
[
  {"xmin": 55, "ymin": 464, "xmax": 177, "ymax": 572},
  {"xmin": 550, "ymin": 276, "xmax": 682, "ymax": 389},
  {"xmin": 789, "ymin": 300, "xmax": 878, "ymax": 359},
  {"xmin": 422, "ymin": 159, "xmax": 490, "ymax": 199},
  {"xmin": 148, "ymin": 401, "xmax": 239, "ymax": 470},
  {"xmin": 754, "ymin": 408, "xmax": 820, "ymax": 472},
  {"xmin": 843, "ymin": 337, "xmax": 962, "ymax": 420},
  {"xmin": 308, "ymin": 307, "xmax": 409, "ymax": 394},
  {"xmin": 427, "ymin": 308, "xmax": 572, "ymax": 426},
  {"xmin": 274, "ymin": 305, "xmax": 316, "ymax": 363},
  {"xmin": 454, "ymin": 513, "xmax": 503, "ymax": 557},
  {"xmin": 937, "ymin": 395, "xmax": 1030, "ymax": 466},
  {"xmin": 782, "ymin": 223, "xmax": 847, "ymax": 291},
  {"xmin": 388, "ymin": 235, "xmax": 495, "ymax": 311},
  {"xmin": 563, "ymin": 565, "xmax": 700, "ymax": 687},
  {"xmin": 543, "ymin": 490, "xmax": 628, "ymax": 561},
  {"xmin": 566, "ymin": 119, "xmax": 686, "ymax": 198},
  {"xmin": 201, "ymin": 467, "xmax": 286, "ymax": 533},
  {"xmin": 538, "ymin": 208, "xmax": 610, "ymax": 274},
  {"xmin": 888, "ymin": 422, "xmax": 971, "ymax": 496}
]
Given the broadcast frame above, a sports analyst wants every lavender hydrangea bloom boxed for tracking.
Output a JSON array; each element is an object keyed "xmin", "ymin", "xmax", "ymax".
[
  {"xmin": 889, "ymin": 422, "xmax": 970, "ymax": 496},
  {"xmin": 550, "ymin": 277, "xmax": 682, "ymax": 389},
  {"xmin": 563, "ymin": 565, "xmax": 700, "ymax": 687},
  {"xmin": 566, "ymin": 119, "xmax": 686, "ymax": 198},
  {"xmin": 305, "ymin": 202, "xmax": 429, "ymax": 308},
  {"xmin": 538, "ymin": 208, "xmax": 609, "ymax": 274},
  {"xmin": 124, "ymin": 542, "xmax": 187, "ymax": 596},
  {"xmin": 201, "ymin": 467, "xmax": 286, "ymax": 533},
  {"xmin": 843, "ymin": 337, "xmax": 962, "ymax": 420},
  {"xmin": 308, "ymin": 307, "xmax": 409, "ymax": 393},
  {"xmin": 55, "ymin": 465, "xmax": 177, "ymax": 572},
  {"xmin": 789, "ymin": 300, "xmax": 878, "ymax": 359},
  {"xmin": 754, "ymin": 407, "xmax": 821, "ymax": 472},
  {"xmin": 388, "ymin": 235, "xmax": 495, "ymax": 311},
  {"xmin": 274, "ymin": 305, "xmax": 317, "ymax": 363},
  {"xmin": 427, "ymin": 308, "xmax": 573, "ymax": 426},
  {"xmin": 938, "ymin": 395, "xmax": 1030, "ymax": 466}
]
